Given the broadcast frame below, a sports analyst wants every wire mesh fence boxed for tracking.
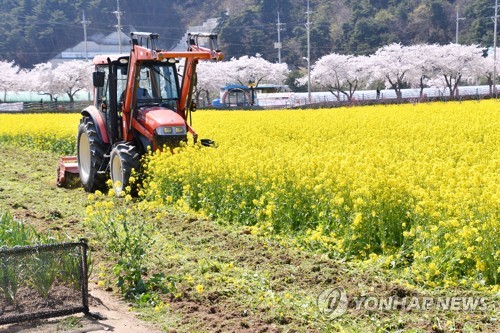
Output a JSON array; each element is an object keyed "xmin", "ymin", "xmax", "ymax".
[
  {"xmin": 0, "ymin": 240, "xmax": 89, "ymax": 325},
  {"xmin": 0, "ymin": 101, "xmax": 88, "ymax": 113}
]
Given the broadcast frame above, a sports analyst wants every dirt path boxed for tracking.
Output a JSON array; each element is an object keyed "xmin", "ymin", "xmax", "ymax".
[
  {"xmin": 1, "ymin": 287, "xmax": 163, "ymax": 333},
  {"xmin": 0, "ymin": 289, "xmax": 160, "ymax": 333},
  {"xmin": 0, "ymin": 144, "xmax": 163, "ymax": 333},
  {"xmin": 87, "ymin": 286, "xmax": 163, "ymax": 333}
]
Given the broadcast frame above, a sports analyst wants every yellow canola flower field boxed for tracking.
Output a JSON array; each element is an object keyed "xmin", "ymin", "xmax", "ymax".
[
  {"xmin": 0, "ymin": 113, "xmax": 80, "ymax": 154},
  {"xmin": 0, "ymin": 101, "xmax": 498, "ymax": 290},
  {"xmin": 143, "ymin": 100, "xmax": 499, "ymax": 290}
]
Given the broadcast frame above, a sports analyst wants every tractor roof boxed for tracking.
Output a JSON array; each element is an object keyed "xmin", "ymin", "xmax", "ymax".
[{"xmin": 92, "ymin": 54, "xmax": 129, "ymax": 65}]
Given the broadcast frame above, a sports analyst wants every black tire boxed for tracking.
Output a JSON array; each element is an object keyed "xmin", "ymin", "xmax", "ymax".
[
  {"xmin": 109, "ymin": 142, "xmax": 140, "ymax": 197},
  {"xmin": 77, "ymin": 116, "xmax": 107, "ymax": 192}
]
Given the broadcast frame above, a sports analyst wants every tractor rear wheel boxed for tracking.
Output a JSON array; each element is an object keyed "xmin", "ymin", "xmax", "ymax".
[
  {"xmin": 77, "ymin": 116, "xmax": 107, "ymax": 192},
  {"xmin": 110, "ymin": 143, "xmax": 140, "ymax": 197}
]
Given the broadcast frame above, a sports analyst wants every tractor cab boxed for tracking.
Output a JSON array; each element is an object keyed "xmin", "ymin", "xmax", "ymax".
[
  {"xmin": 57, "ymin": 31, "xmax": 222, "ymax": 195},
  {"xmin": 93, "ymin": 54, "xmax": 185, "ymax": 153}
]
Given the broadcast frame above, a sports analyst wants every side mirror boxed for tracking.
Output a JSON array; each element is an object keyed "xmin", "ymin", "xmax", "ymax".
[{"xmin": 93, "ymin": 71, "xmax": 105, "ymax": 87}]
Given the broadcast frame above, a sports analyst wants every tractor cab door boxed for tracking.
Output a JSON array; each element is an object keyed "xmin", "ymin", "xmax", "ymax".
[
  {"xmin": 94, "ymin": 62, "xmax": 129, "ymax": 141},
  {"xmin": 95, "ymin": 63, "xmax": 129, "ymax": 112}
]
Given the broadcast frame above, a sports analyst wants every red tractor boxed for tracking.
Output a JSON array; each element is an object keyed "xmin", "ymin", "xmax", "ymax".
[{"xmin": 57, "ymin": 32, "xmax": 222, "ymax": 194}]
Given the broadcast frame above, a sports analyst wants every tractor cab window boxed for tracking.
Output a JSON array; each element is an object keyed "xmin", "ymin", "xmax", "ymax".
[
  {"xmin": 137, "ymin": 62, "xmax": 179, "ymax": 110},
  {"xmin": 117, "ymin": 64, "xmax": 128, "ymax": 108},
  {"xmin": 95, "ymin": 63, "xmax": 128, "ymax": 112},
  {"xmin": 95, "ymin": 66, "xmax": 109, "ymax": 110}
]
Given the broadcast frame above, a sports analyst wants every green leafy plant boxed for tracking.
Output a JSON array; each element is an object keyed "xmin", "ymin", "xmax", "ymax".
[
  {"xmin": 85, "ymin": 191, "xmax": 160, "ymax": 299},
  {"xmin": 29, "ymin": 251, "xmax": 59, "ymax": 299},
  {"xmin": 0, "ymin": 254, "xmax": 26, "ymax": 305},
  {"xmin": 0, "ymin": 211, "xmax": 36, "ymax": 246},
  {"xmin": 59, "ymin": 250, "xmax": 85, "ymax": 291},
  {"xmin": 0, "ymin": 211, "xmax": 87, "ymax": 303}
]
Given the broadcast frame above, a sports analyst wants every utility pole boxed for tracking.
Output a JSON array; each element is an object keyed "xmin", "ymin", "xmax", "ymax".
[
  {"xmin": 275, "ymin": 11, "xmax": 284, "ymax": 63},
  {"xmin": 113, "ymin": 0, "xmax": 123, "ymax": 53},
  {"xmin": 306, "ymin": 0, "xmax": 312, "ymax": 104},
  {"xmin": 82, "ymin": 10, "xmax": 92, "ymax": 101},
  {"xmin": 81, "ymin": 10, "xmax": 91, "ymax": 60},
  {"xmin": 493, "ymin": 0, "xmax": 498, "ymax": 97},
  {"xmin": 455, "ymin": 9, "xmax": 465, "ymax": 44}
]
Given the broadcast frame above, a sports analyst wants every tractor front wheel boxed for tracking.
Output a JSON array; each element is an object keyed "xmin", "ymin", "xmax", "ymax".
[
  {"xmin": 110, "ymin": 143, "xmax": 140, "ymax": 197},
  {"xmin": 77, "ymin": 116, "xmax": 107, "ymax": 192}
]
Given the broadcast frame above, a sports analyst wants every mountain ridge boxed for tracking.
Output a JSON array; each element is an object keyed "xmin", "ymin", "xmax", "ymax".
[{"xmin": 0, "ymin": 0, "xmax": 496, "ymax": 68}]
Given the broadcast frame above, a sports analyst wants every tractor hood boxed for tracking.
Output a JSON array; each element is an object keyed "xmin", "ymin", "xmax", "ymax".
[{"xmin": 136, "ymin": 106, "xmax": 186, "ymax": 132}]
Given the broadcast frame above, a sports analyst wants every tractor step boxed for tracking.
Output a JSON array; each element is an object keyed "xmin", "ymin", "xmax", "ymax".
[{"xmin": 56, "ymin": 156, "xmax": 79, "ymax": 187}]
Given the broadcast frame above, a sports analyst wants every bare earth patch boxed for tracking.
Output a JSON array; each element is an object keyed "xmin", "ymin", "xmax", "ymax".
[{"xmin": 1, "ymin": 286, "xmax": 162, "ymax": 333}]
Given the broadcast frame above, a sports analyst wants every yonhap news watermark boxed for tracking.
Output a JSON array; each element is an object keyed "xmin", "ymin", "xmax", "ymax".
[{"xmin": 317, "ymin": 287, "xmax": 497, "ymax": 318}]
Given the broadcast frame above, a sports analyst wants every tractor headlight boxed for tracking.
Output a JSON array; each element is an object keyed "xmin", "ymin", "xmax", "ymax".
[
  {"xmin": 154, "ymin": 126, "xmax": 188, "ymax": 150},
  {"xmin": 155, "ymin": 126, "xmax": 186, "ymax": 136},
  {"xmin": 161, "ymin": 127, "xmax": 173, "ymax": 134}
]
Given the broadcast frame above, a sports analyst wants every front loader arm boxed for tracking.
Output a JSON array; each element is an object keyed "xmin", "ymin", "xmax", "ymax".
[
  {"xmin": 178, "ymin": 34, "xmax": 223, "ymax": 119},
  {"xmin": 180, "ymin": 57, "xmax": 198, "ymax": 120}
]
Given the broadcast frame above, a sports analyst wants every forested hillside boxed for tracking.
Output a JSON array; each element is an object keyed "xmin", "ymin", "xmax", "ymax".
[
  {"xmin": 218, "ymin": 0, "xmax": 497, "ymax": 67},
  {"xmin": 0, "ymin": 0, "xmax": 497, "ymax": 68},
  {"xmin": 0, "ymin": 0, "xmax": 186, "ymax": 67}
]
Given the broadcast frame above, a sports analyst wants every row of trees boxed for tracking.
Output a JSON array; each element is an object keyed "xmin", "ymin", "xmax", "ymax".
[
  {"xmin": 1, "ymin": 43, "xmax": 498, "ymax": 106},
  {"xmin": 196, "ymin": 43, "xmax": 500, "ymax": 104},
  {"xmin": 301, "ymin": 43, "xmax": 500, "ymax": 101},
  {"xmin": 0, "ymin": 56, "xmax": 285, "ymax": 105},
  {"xmin": 0, "ymin": 60, "xmax": 92, "ymax": 103}
]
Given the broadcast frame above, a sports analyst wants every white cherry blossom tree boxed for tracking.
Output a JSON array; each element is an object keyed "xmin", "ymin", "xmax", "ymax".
[
  {"xmin": 480, "ymin": 47, "xmax": 500, "ymax": 96},
  {"xmin": 227, "ymin": 54, "xmax": 289, "ymax": 87},
  {"xmin": 52, "ymin": 60, "xmax": 93, "ymax": 102},
  {"xmin": 196, "ymin": 61, "xmax": 232, "ymax": 105},
  {"xmin": 0, "ymin": 61, "xmax": 20, "ymax": 102},
  {"xmin": 26, "ymin": 62, "xmax": 59, "ymax": 102},
  {"xmin": 298, "ymin": 53, "xmax": 371, "ymax": 101},
  {"xmin": 430, "ymin": 44, "xmax": 485, "ymax": 97},
  {"xmin": 405, "ymin": 44, "xmax": 442, "ymax": 97},
  {"xmin": 370, "ymin": 44, "xmax": 414, "ymax": 100}
]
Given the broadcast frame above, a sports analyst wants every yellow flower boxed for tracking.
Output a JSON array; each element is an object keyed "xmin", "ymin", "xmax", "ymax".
[
  {"xmin": 195, "ymin": 284, "xmax": 204, "ymax": 294},
  {"xmin": 476, "ymin": 260, "xmax": 486, "ymax": 272},
  {"xmin": 353, "ymin": 213, "xmax": 362, "ymax": 227}
]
